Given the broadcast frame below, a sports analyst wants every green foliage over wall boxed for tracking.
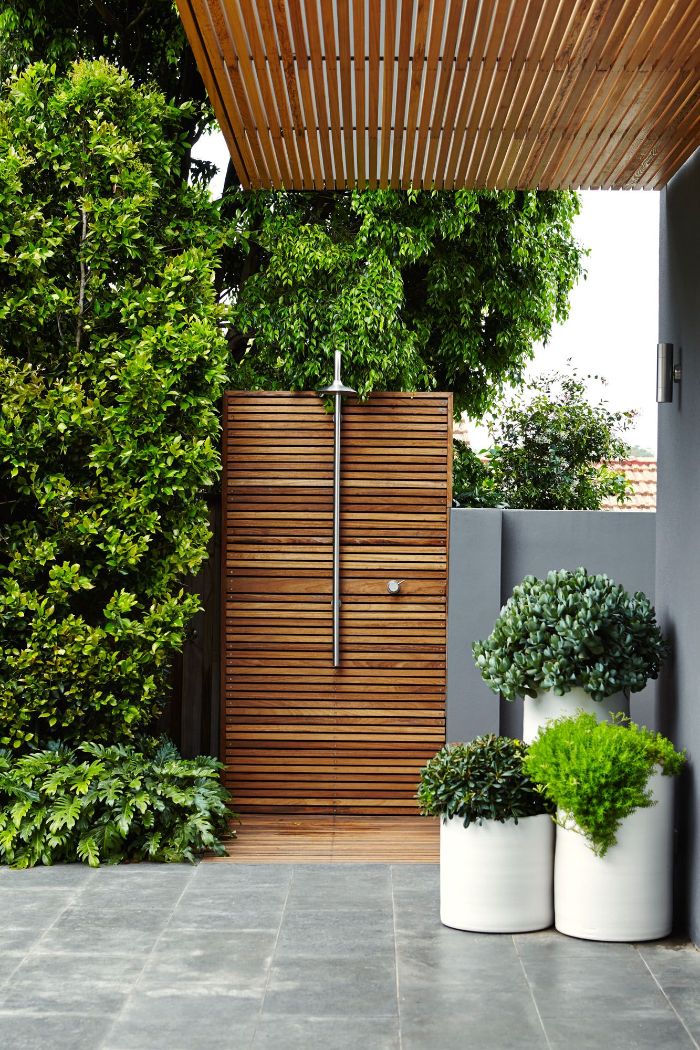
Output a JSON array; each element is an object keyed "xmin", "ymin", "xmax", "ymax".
[
  {"xmin": 0, "ymin": 738, "xmax": 233, "ymax": 866},
  {"xmin": 0, "ymin": 61, "xmax": 230, "ymax": 749},
  {"xmin": 228, "ymin": 189, "xmax": 585, "ymax": 417}
]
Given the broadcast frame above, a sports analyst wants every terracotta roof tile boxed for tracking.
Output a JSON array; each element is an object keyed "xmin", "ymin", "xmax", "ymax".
[{"xmin": 602, "ymin": 459, "xmax": 656, "ymax": 512}]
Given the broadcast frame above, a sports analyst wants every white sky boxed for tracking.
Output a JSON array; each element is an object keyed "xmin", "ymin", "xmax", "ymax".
[{"xmin": 197, "ymin": 132, "xmax": 660, "ymax": 454}]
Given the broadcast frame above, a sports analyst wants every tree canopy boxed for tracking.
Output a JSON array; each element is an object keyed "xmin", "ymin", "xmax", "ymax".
[{"xmin": 227, "ymin": 188, "xmax": 584, "ymax": 416}]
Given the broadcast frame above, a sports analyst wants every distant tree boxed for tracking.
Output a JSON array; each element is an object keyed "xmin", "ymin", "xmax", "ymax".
[
  {"xmin": 627, "ymin": 444, "xmax": 655, "ymax": 459},
  {"xmin": 455, "ymin": 369, "xmax": 634, "ymax": 509}
]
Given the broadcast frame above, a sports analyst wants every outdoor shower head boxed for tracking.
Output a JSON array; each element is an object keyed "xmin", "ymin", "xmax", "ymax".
[{"xmin": 318, "ymin": 349, "xmax": 356, "ymax": 396}]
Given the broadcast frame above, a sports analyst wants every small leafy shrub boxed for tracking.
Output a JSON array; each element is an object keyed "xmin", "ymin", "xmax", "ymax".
[
  {"xmin": 473, "ymin": 568, "xmax": 669, "ymax": 702},
  {"xmin": 524, "ymin": 713, "xmax": 685, "ymax": 856},
  {"xmin": 417, "ymin": 735, "xmax": 552, "ymax": 827},
  {"xmin": 0, "ymin": 739, "xmax": 235, "ymax": 867}
]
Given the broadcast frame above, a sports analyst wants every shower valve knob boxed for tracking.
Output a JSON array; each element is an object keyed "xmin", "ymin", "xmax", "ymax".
[{"xmin": 387, "ymin": 579, "xmax": 404, "ymax": 595}]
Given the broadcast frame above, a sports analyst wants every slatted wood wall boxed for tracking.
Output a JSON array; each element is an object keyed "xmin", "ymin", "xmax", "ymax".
[{"xmin": 222, "ymin": 391, "xmax": 451, "ymax": 814}]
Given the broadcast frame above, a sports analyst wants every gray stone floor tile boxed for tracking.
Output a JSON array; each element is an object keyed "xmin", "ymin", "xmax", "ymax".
[
  {"xmin": 541, "ymin": 1010, "xmax": 697, "ymax": 1049},
  {"xmin": 285, "ymin": 866, "xmax": 392, "ymax": 909},
  {"xmin": 0, "ymin": 928, "xmax": 42, "ymax": 955},
  {"xmin": 262, "ymin": 955, "xmax": 398, "ymax": 1019},
  {"xmin": 193, "ymin": 863, "xmax": 292, "ymax": 888},
  {"xmin": 0, "ymin": 864, "xmax": 93, "ymax": 887},
  {"xmin": 103, "ymin": 991, "xmax": 261, "ymax": 1050},
  {"xmin": 251, "ymin": 1015, "xmax": 401, "ymax": 1049},
  {"xmin": 0, "ymin": 892, "xmax": 75, "ymax": 930},
  {"xmin": 168, "ymin": 900, "xmax": 283, "ymax": 932},
  {"xmin": 638, "ymin": 940, "xmax": 700, "ymax": 985},
  {"xmin": 0, "ymin": 1010, "xmax": 111, "ymax": 1050},
  {"xmin": 397, "ymin": 928, "xmax": 527, "ymax": 991},
  {"xmin": 79, "ymin": 872, "xmax": 194, "ymax": 907},
  {"xmin": 140, "ymin": 928, "xmax": 276, "ymax": 994},
  {"xmin": 392, "ymin": 891, "xmax": 442, "ymax": 935},
  {"xmin": 635, "ymin": 982, "xmax": 700, "ymax": 1044},
  {"xmin": 39, "ymin": 907, "xmax": 167, "ymax": 955},
  {"xmin": 400, "ymin": 989, "xmax": 548, "ymax": 1050},
  {"xmin": 389, "ymin": 864, "xmax": 440, "ymax": 892},
  {"xmin": 1, "ymin": 952, "xmax": 142, "ymax": 1015},
  {"xmin": 275, "ymin": 906, "xmax": 394, "ymax": 959},
  {"xmin": 169, "ymin": 885, "xmax": 287, "ymax": 931}
]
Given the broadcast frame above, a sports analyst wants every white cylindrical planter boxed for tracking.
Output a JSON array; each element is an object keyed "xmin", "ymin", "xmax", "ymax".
[
  {"xmin": 440, "ymin": 814, "xmax": 554, "ymax": 933},
  {"xmin": 554, "ymin": 771, "xmax": 674, "ymax": 942},
  {"xmin": 522, "ymin": 687, "xmax": 629, "ymax": 744}
]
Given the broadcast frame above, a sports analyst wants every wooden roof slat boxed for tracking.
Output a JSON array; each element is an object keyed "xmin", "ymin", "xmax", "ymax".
[
  {"xmin": 319, "ymin": 0, "xmax": 346, "ymax": 186},
  {"xmin": 237, "ymin": 0, "xmax": 298, "ymax": 187},
  {"xmin": 261, "ymin": 0, "xmax": 318, "ymax": 187},
  {"xmin": 209, "ymin": 0, "xmax": 283, "ymax": 185},
  {"xmin": 402, "ymin": 0, "xmax": 432, "ymax": 187},
  {"xmin": 421, "ymin": 0, "xmax": 463, "ymax": 187},
  {"xmin": 176, "ymin": 0, "xmax": 700, "ymax": 190},
  {"xmin": 297, "ymin": 0, "xmax": 333, "ymax": 187},
  {"xmin": 337, "ymin": 0, "xmax": 356, "ymax": 185},
  {"xmin": 353, "ymin": 0, "xmax": 367, "ymax": 186},
  {"xmin": 474, "ymin": 0, "xmax": 533, "ymax": 188},
  {"xmin": 177, "ymin": 0, "xmax": 252, "ymax": 184},
  {"xmin": 367, "ymin": 0, "xmax": 381, "ymax": 188},
  {"xmin": 380, "ymin": 0, "xmax": 398, "ymax": 187},
  {"xmin": 413, "ymin": 0, "xmax": 448, "ymax": 187},
  {"xmin": 442, "ymin": 0, "xmax": 496, "ymax": 188}
]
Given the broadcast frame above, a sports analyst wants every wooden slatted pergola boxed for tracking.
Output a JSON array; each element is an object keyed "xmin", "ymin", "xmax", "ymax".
[{"xmin": 176, "ymin": 0, "xmax": 700, "ymax": 191}]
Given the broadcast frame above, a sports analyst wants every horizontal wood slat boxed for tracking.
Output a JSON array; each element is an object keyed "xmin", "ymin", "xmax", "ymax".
[
  {"xmin": 206, "ymin": 815, "xmax": 440, "ymax": 862},
  {"xmin": 176, "ymin": 0, "xmax": 700, "ymax": 190},
  {"xmin": 222, "ymin": 391, "xmax": 451, "ymax": 815}
]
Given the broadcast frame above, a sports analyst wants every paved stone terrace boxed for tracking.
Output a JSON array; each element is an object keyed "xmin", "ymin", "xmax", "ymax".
[{"xmin": 1, "ymin": 862, "xmax": 699, "ymax": 1050}]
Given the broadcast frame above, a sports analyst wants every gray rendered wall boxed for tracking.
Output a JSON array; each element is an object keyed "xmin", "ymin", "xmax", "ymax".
[
  {"xmin": 447, "ymin": 509, "xmax": 657, "ymax": 742},
  {"xmin": 657, "ymin": 145, "xmax": 700, "ymax": 944}
]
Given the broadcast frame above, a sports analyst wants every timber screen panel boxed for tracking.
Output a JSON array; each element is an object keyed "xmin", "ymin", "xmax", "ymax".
[{"xmin": 222, "ymin": 391, "xmax": 451, "ymax": 814}]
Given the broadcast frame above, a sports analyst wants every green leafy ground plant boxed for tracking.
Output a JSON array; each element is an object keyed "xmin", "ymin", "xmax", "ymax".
[
  {"xmin": 473, "ymin": 568, "xmax": 669, "ymax": 702},
  {"xmin": 523, "ymin": 713, "xmax": 685, "ymax": 856},
  {"xmin": 0, "ymin": 739, "xmax": 234, "ymax": 867},
  {"xmin": 417, "ymin": 735, "xmax": 552, "ymax": 827}
]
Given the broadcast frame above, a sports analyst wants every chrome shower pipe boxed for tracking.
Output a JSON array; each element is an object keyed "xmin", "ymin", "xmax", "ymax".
[{"xmin": 318, "ymin": 350, "xmax": 355, "ymax": 667}]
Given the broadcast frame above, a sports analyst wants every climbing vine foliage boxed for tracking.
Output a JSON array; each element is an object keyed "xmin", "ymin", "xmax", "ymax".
[{"xmin": 0, "ymin": 61, "xmax": 230, "ymax": 749}]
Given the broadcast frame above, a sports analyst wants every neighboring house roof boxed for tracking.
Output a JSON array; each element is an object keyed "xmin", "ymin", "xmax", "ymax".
[{"xmin": 602, "ymin": 459, "xmax": 657, "ymax": 512}]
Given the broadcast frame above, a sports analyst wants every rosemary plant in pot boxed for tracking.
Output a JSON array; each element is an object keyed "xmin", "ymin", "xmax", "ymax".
[
  {"xmin": 473, "ymin": 568, "xmax": 669, "ymax": 742},
  {"xmin": 417, "ymin": 735, "xmax": 554, "ymax": 933},
  {"xmin": 525, "ymin": 713, "xmax": 685, "ymax": 941}
]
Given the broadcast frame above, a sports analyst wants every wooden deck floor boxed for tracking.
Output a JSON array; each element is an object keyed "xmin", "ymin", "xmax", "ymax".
[{"xmin": 207, "ymin": 815, "xmax": 440, "ymax": 864}]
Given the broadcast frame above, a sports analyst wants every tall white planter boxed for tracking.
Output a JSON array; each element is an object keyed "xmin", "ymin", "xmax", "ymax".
[
  {"xmin": 522, "ymin": 687, "xmax": 629, "ymax": 744},
  {"xmin": 440, "ymin": 814, "xmax": 554, "ymax": 933},
  {"xmin": 554, "ymin": 771, "xmax": 674, "ymax": 941}
]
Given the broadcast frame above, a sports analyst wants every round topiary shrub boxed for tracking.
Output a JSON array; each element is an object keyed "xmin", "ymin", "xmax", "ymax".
[
  {"xmin": 472, "ymin": 568, "xmax": 669, "ymax": 703},
  {"xmin": 416, "ymin": 734, "xmax": 552, "ymax": 826}
]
